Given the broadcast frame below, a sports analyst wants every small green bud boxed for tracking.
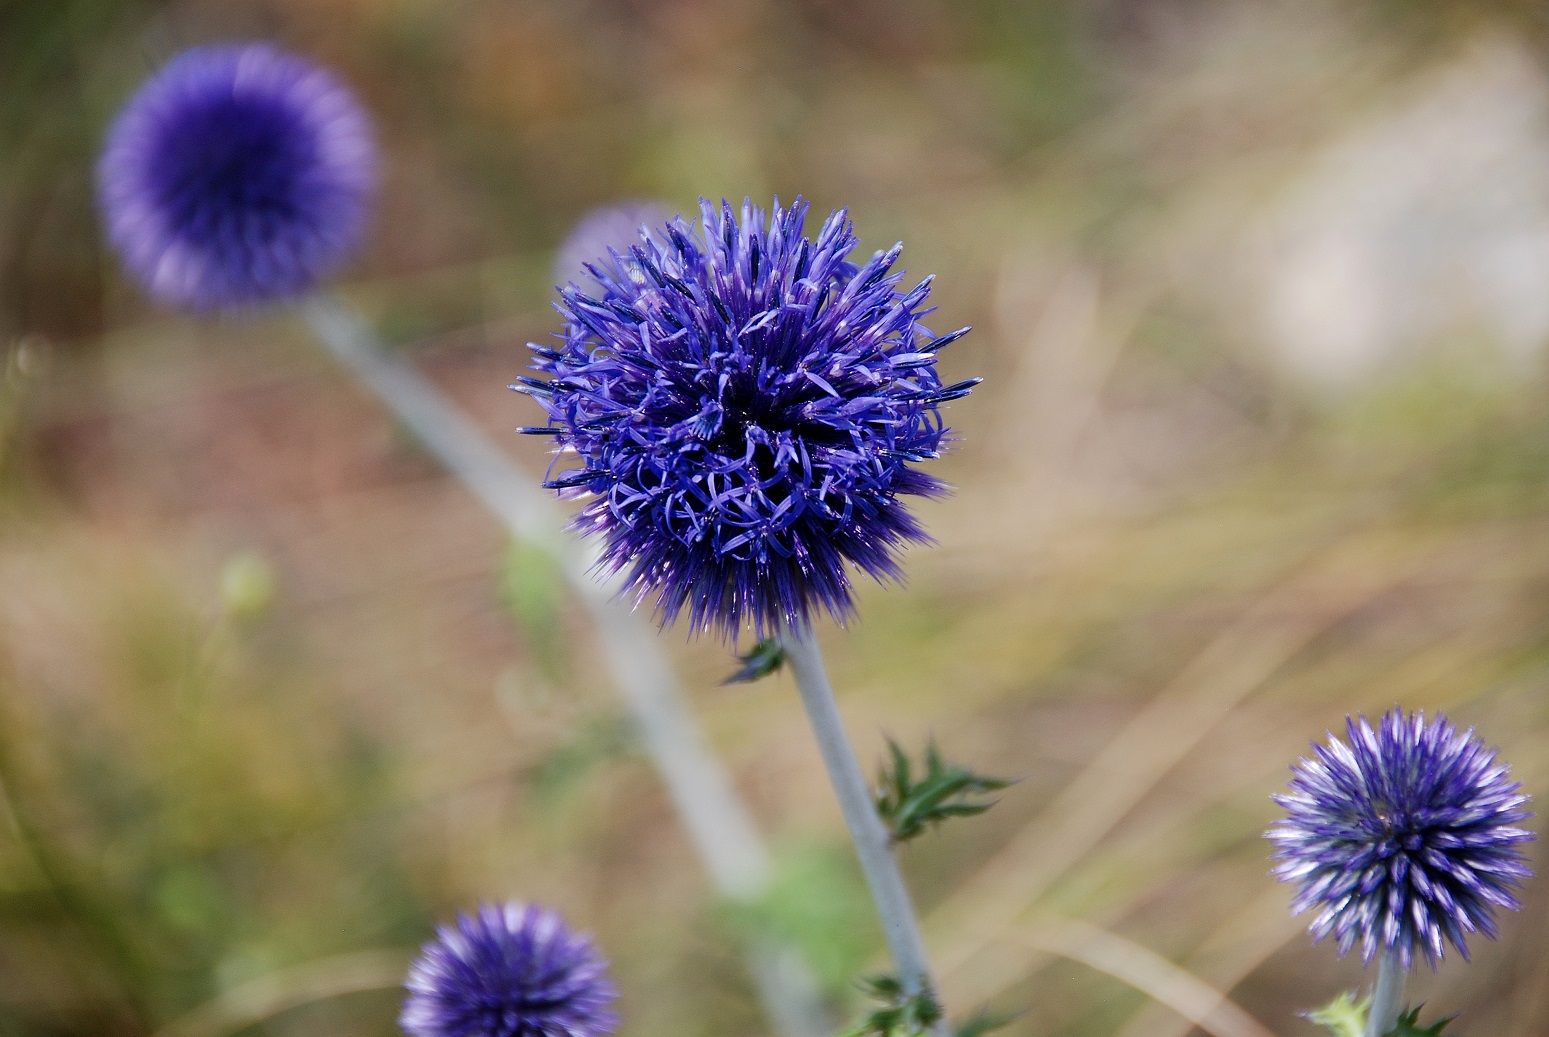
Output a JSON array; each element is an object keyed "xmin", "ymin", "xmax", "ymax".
[{"xmin": 219, "ymin": 551, "xmax": 276, "ymax": 623}]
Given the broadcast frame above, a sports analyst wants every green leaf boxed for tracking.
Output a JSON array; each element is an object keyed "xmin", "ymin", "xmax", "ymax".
[
  {"xmin": 1305, "ymin": 991, "xmax": 1369, "ymax": 1037},
  {"xmin": 722, "ymin": 638, "xmax": 786, "ymax": 684},
  {"xmin": 874, "ymin": 738, "xmax": 1015, "ymax": 843}
]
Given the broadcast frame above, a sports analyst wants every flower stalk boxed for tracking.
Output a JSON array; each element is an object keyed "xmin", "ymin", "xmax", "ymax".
[
  {"xmin": 1363, "ymin": 951, "xmax": 1405, "ymax": 1037},
  {"xmin": 780, "ymin": 621, "xmax": 949, "ymax": 1037}
]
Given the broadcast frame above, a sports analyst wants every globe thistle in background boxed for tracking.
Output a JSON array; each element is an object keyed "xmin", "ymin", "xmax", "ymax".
[
  {"xmin": 401, "ymin": 902, "xmax": 617, "ymax": 1037},
  {"xmin": 554, "ymin": 200, "xmax": 673, "ymax": 287},
  {"xmin": 1268, "ymin": 708, "xmax": 1534, "ymax": 969},
  {"xmin": 98, "ymin": 43, "xmax": 375, "ymax": 311},
  {"xmin": 518, "ymin": 197, "xmax": 976, "ymax": 637}
]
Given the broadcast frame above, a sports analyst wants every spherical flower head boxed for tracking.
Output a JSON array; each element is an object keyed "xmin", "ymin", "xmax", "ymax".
[
  {"xmin": 98, "ymin": 43, "xmax": 376, "ymax": 311},
  {"xmin": 518, "ymin": 197, "xmax": 976, "ymax": 637},
  {"xmin": 401, "ymin": 902, "xmax": 618, "ymax": 1037},
  {"xmin": 1268, "ymin": 708, "xmax": 1534, "ymax": 969},
  {"xmin": 553, "ymin": 200, "xmax": 673, "ymax": 288}
]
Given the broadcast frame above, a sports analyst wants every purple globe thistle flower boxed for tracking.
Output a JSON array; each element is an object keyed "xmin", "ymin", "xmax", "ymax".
[
  {"xmin": 1268, "ymin": 708, "xmax": 1534, "ymax": 969},
  {"xmin": 518, "ymin": 197, "xmax": 975, "ymax": 637},
  {"xmin": 553, "ymin": 200, "xmax": 673, "ymax": 288},
  {"xmin": 401, "ymin": 902, "xmax": 618, "ymax": 1037},
  {"xmin": 98, "ymin": 43, "xmax": 375, "ymax": 311}
]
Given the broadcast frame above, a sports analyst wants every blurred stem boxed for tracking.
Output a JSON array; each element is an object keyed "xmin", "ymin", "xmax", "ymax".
[
  {"xmin": 150, "ymin": 948, "xmax": 411, "ymax": 1037},
  {"xmin": 171, "ymin": 611, "xmax": 230, "ymax": 724},
  {"xmin": 1364, "ymin": 950, "xmax": 1405, "ymax": 1037},
  {"xmin": 298, "ymin": 293, "xmax": 830, "ymax": 1037},
  {"xmin": 779, "ymin": 621, "xmax": 949, "ymax": 1037}
]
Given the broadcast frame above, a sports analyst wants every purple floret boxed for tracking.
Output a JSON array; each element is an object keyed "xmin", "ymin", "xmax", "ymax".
[
  {"xmin": 98, "ymin": 43, "xmax": 375, "ymax": 310},
  {"xmin": 401, "ymin": 902, "xmax": 618, "ymax": 1037},
  {"xmin": 1268, "ymin": 708, "xmax": 1534, "ymax": 968},
  {"xmin": 518, "ymin": 197, "xmax": 976, "ymax": 637}
]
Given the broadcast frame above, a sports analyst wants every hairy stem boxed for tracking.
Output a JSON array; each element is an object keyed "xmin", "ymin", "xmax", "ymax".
[
  {"xmin": 300, "ymin": 293, "xmax": 828, "ymax": 1037},
  {"xmin": 779, "ymin": 621, "xmax": 949, "ymax": 1037},
  {"xmin": 1364, "ymin": 950, "xmax": 1406, "ymax": 1037}
]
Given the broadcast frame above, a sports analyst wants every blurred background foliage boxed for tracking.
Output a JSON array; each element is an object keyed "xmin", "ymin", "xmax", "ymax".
[{"xmin": 4, "ymin": 1, "xmax": 1549, "ymax": 1036}]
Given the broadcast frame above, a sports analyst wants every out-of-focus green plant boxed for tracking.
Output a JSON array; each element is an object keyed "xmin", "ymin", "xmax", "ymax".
[
  {"xmin": 952, "ymin": 1008, "xmax": 1021, "ymax": 1037},
  {"xmin": 0, "ymin": 560, "xmax": 423, "ymax": 1036},
  {"xmin": 719, "ymin": 843, "xmax": 878, "ymax": 996},
  {"xmin": 527, "ymin": 716, "xmax": 636, "ymax": 806},
  {"xmin": 0, "ymin": 337, "xmax": 45, "ymax": 505},
  {"xmin": 499, "ymin": 539, "xmax": 569, "ymax": 679}
]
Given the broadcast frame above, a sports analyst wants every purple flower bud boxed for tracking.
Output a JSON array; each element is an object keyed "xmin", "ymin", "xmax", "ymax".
[
  {"xmin": 98, "ymin": 43, "xmax": 375, "ymax": 310},
  {"xmin": 401, "ymin": 902, "xmax": 618, "ymax": 1037},
  {"xmin": 1268, "ymin": 708, "xmax": 1534, "ymax": 968},
  {"xmin": 554, "ymin": 200, "xmax": 673, "ymax": 288},
  {"xmin": 518, "ymin": 197, "xmax": 976, "ymax": 637}
]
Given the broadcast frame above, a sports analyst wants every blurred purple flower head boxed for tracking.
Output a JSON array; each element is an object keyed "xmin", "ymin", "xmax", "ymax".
[
  {"xmin": 554, "ymin": 200, "xmax": 673, "ymax": 288},
  {"xmin": 1268, "ymin": 708, "xmax": 1534, "ymax": 969},
  {"xmin": 517, "ymin": 197, "xmax": 976, "ymax": 637},
  {"xmin": 98, "ymin": 43, "xmax": 375, "ymax": 311},
  {"xmin": 401, "ymin": 902, "xmax": 617, "ymax": 1037}
]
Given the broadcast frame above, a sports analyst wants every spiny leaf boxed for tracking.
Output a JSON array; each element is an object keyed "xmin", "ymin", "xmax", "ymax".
[
  {"xmin": 842, "ymin": 974, "xmax": 943, "ymax": 1037},
  {"xmin": 722, "ymin": 638, "xmax": 786, "ymax": 684},
  {"xmin": 875, "ymin": 738, "xmax": 1015, "ymax": 843},
  {"xmin": 1386, "ymin": 1007, "xmax": 1456, "ymax": 1037},
  {"xmin": 1304, "ymin": 991, "xmax": 1368, "ymax": 1037}
]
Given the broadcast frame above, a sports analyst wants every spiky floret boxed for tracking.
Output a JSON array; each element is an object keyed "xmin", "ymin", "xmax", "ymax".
[
  {"xmin": 1268, "ymin": 708, "xmax": 1534, "ymax": 969},
  {"xmin": 401, "ymin": 902, "xmax": 617, "ymax": 1037},
  {"xmin": 518, "ymin": 197, "xmax": 975, "ymax": 637},
  {"xmin": 98, "ymin": 43, "xmax": 375, "ymax": 310}
]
